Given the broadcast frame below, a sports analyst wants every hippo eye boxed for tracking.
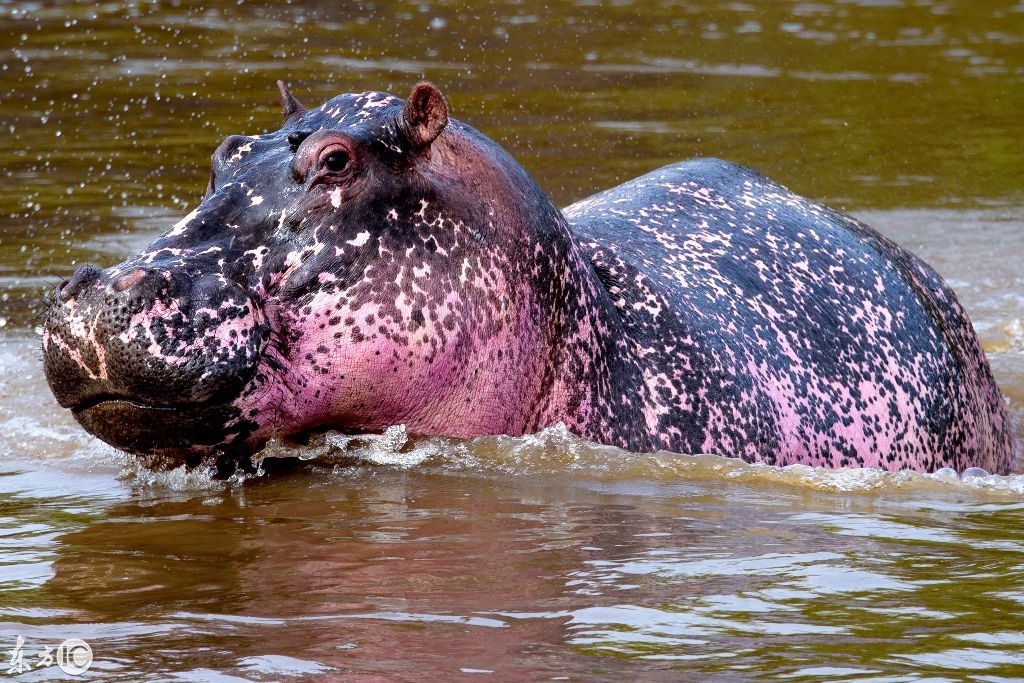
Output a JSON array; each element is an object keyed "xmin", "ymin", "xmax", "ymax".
[
  {"xmin": 323, "ymin": 150, "xmax": 349, "ymax": 173},
  {"xmin": 300, "ymin": 137, "xmax": 357, "ymax": 187}
]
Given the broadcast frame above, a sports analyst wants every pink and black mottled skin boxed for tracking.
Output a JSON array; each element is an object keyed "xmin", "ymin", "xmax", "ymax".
[{"xmin": 42, "ymin": 82, "xmax": 1016, "ymax": 474}]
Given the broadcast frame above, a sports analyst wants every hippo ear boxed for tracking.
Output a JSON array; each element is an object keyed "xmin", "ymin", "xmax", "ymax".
[
  {"xmin": 401, "ymin": 81, "xmax": 449, "ymax": 151},
  {"xmin": 276, "ymin": 80, "xmax": 307, "ymax": 122}
]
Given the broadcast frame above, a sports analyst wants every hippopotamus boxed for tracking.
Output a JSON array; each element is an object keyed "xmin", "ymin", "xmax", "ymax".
[{"xmin": 42, "ymin": 81, "xmax": 1016, "ymax": 475}]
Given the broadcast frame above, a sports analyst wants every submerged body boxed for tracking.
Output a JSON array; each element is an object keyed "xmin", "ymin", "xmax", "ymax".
[{"xmin": 42, "ymin": 82, "xmax": 1015, "ymax": 473}]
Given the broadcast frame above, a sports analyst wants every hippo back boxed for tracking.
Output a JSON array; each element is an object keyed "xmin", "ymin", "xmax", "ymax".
[{"xmin": 563, "ymin": 158, "xmax": 1016, "ymax": 473}]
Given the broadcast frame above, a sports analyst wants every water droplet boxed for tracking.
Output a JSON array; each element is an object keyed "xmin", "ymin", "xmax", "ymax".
[{"xmin": 961, "ymin": 467, "xmax": 989, "ymax": 480}]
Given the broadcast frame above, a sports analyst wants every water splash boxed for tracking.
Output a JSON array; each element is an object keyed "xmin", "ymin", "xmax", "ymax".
[
  {"xmin": 257, "ymin": 424, "xmax": 437, "ymax": 468},
  {"xmin": 229, "ymin": 423, "xmax": 1024, "ymax": 499},
  {"xmin": 115, "ymin": 453, "xmax": 224, "ymax": 491}
]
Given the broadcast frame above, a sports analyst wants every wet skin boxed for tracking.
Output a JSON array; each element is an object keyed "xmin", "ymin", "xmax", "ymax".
[{"xmin": 42, "ymin": 82, "xmax": 1016, "ymax": 474}]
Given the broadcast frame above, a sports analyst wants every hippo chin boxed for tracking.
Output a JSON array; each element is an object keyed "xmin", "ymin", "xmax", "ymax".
[{"xmin": 42, "ymin": 81, "xmax": 1015, "ymax": 474}]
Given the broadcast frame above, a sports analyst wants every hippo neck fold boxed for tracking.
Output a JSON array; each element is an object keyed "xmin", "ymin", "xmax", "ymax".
[
  {"xmin": 423, "ymin": 123, "xmax": 648, "ymax": 447},
  {"xmin": 520, "ymin": 206, "xmax": 652, "ymax": 450},
  {"xmin": 551, "ymin": 242, "xmax": 652, "ymax": 443}
]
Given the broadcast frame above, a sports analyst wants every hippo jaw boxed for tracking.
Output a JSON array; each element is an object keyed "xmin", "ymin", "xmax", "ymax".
[{"xmin": 72, "ymin": 400, "xmax": 251, "ymax": 463}]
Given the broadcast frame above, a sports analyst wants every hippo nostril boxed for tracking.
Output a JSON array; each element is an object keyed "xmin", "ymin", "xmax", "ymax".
[
  {"xmin": 113, "ymin": 268, "xmax": 147, "ymax": 293},
  {"xmin": 59, "ymin": 264, "xmax": 102, "ymax": 302}
]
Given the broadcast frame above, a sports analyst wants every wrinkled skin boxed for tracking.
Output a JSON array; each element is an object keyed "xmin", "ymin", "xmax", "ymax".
[{"xmin": 43, "ymin": 82, "xmax": 1016, "ymax": 474}]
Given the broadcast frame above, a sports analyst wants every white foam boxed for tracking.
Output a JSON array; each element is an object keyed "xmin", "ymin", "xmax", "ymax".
[{"xmin": 247, "ymin": 423, "xmax": 1024, "ymax": 499}]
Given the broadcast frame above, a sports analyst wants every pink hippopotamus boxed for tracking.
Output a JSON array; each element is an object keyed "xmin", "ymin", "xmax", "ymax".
[{"xmin": 42, "ymin": 82, "xmax": 1016, "ymax": 474}]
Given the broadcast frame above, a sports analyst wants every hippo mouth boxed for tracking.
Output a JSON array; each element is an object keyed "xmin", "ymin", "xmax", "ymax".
[
  {"xmin": 71, "ymin": 392, "xmax": 249, "ymax": 460},
  {"xmin": 72, "ymin": 394, "xmax": 204, "ymax": 414}
]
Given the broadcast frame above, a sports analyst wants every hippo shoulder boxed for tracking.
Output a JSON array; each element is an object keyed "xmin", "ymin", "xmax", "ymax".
[
  {"xmin": 561, "ymin": 156, "xmax": 931, "ymax": 314},
  {"xmin": 561, "ymin": 157, "xmax": 835, "ymax": 318},
  {"xmin": 564, "ymin": 157, "xmax": 807, "ymax": 247}
]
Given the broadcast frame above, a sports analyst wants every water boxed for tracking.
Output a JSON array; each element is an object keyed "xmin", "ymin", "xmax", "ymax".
[{"xmin": 2, "ymin": 0, "xmax": 1024, "ymax": 679}]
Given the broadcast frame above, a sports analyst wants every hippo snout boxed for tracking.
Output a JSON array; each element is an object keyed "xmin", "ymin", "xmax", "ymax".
[{"xmin": 43, "ymin": 263, "xmax": 268, "ymax": 456}]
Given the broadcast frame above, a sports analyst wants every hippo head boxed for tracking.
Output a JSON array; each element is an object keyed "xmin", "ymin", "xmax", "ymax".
[{"xmin": 43, "ymin": 82, "xmax": 586, "ymax": 469}]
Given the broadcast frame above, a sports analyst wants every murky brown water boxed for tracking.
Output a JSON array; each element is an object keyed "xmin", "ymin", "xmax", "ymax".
[{"xmin": 2, "ymin": 1, "xmax": 1024, "ymax": 680}]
